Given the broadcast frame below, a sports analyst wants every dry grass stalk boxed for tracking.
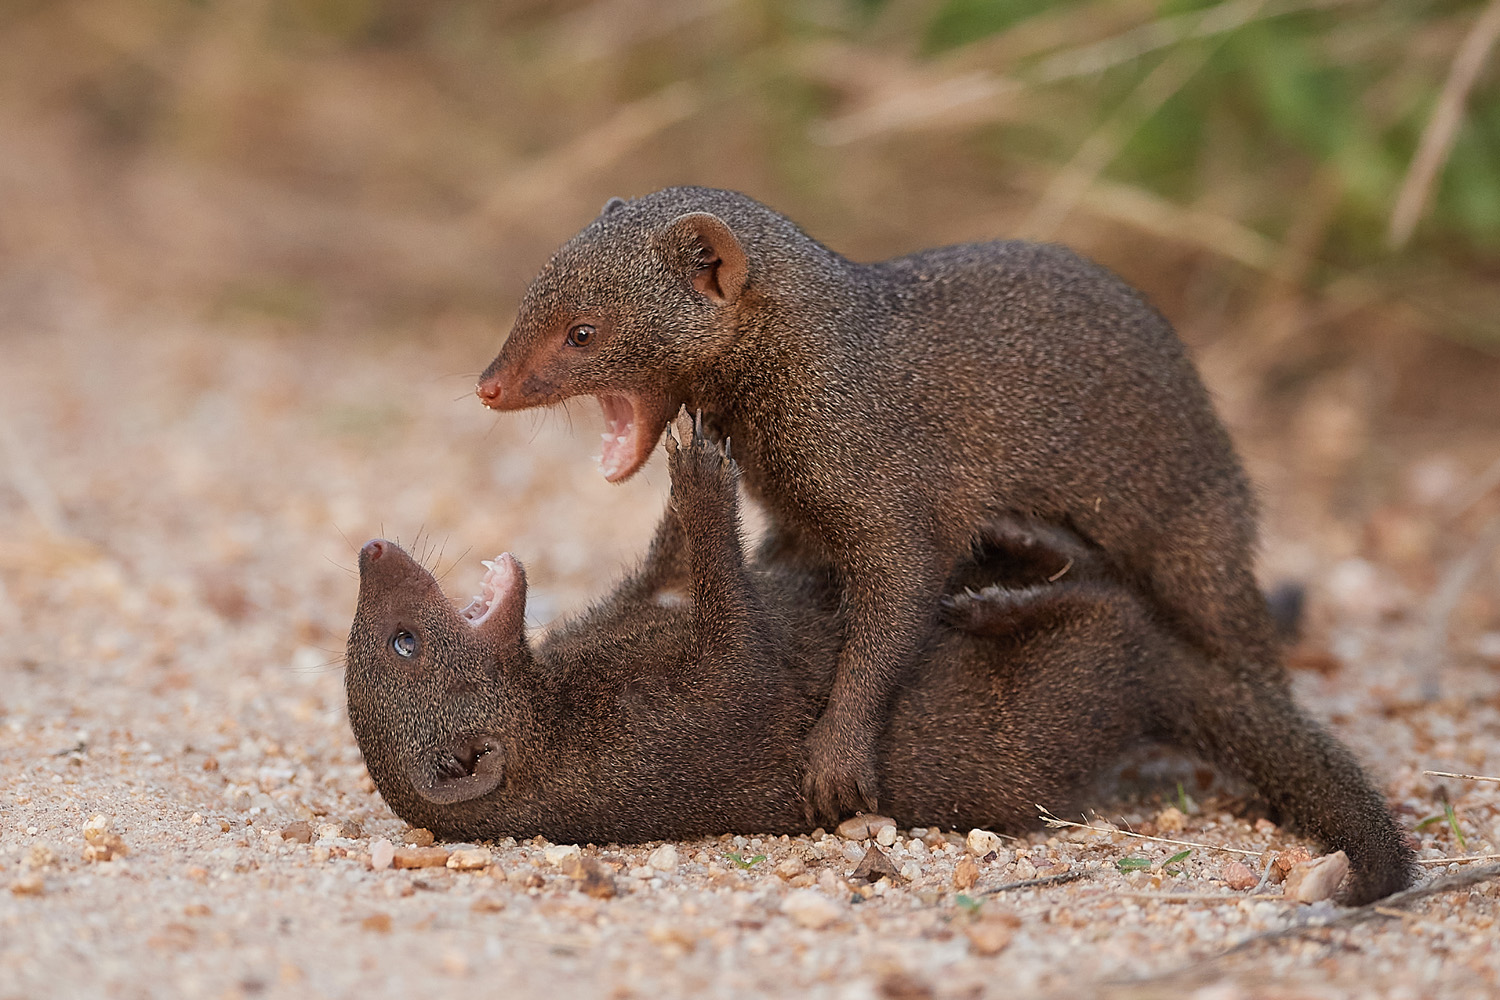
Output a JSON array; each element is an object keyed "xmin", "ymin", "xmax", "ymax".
[
  {"xmin": 1387, "ymin": 0, "xmax": 1500, "ymax": 249},
  {"xmin": 1424, "ymin": 770, "xmax": 1500, "ymax": 784},
  {"xmin": 1021, "ymin": 0, "xmax": 1271, "ymax": 239},
  {"xmin": 1037, "ymin": 807, "xmax": 1265, "ymax": 858}
]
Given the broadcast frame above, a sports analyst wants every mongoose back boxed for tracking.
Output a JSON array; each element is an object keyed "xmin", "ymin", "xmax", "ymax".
[
  {"xmin": 476, "ymin": 187, "xmax": 1276, "ymax": 820},
  {"xmin": 344, "ymin": 417, "xmax": 1415, "ymax": 905}
]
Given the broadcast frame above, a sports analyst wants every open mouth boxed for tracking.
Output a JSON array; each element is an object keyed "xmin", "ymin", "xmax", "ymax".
[
  {"xmin": 458, "ymin": 554, "xmax": 520, "ymax": 629},
  {"xmin": 596, "ymin": 393, "xmax": 659, "ymax": 483},
  {"xmin": 413, "ymin": 733, "xmax": 505, "ymax": 804}
]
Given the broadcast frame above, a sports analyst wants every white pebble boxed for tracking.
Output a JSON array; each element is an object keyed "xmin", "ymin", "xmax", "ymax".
[
  {"xmin": 544, "ymin": 844, "xmax": 582, "ymax": 868},
  {"xmin": 875, "ymin": 825, "xmax": 897, "ymax": 848},
  {"xmin": 967, "ymin": 829, "xmax": 1004, "ymax": 856},
  {"xmin": 648, "ymin": 844, "xmax": 678, "ymax": 873},
  {"xmin": 369, "ymin": 839, "xmax": 394, "ymax": 871},
  {"xmin": 782, "ymin": 890, "xmax": 843, "ymax": 929}
]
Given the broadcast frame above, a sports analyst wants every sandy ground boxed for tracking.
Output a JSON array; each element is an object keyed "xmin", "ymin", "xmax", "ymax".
[{"xmin": 2, "ymin": 311, "xmax": 1499, "ymax": 1000}]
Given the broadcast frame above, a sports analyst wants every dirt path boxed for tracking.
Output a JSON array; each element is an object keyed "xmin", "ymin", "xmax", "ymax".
[{"xmin": 2, "ymin": 318, "xmax": 1497, "ymax": 1000}]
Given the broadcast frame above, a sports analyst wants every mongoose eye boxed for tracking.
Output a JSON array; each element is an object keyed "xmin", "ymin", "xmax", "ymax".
[
  {"xmin": 566, "ymin": 324, "xmax": 595, "ymax": 348},
  {"xmin": 391, "ymin": 630, "xmax": 417, "ymax": 659}
]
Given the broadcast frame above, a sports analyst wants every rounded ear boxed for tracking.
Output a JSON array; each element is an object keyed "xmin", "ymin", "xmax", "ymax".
[{"xmin": 661, "ymin": 212, "xmax": 747, "ymax": 305}]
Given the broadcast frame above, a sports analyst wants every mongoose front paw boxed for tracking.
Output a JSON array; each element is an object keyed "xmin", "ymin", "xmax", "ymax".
[
  {"xmin": 664, "ymin": 406, "xmax": 737, "ymax": 498},
  {"xmin": 801, "ymin": 717, "xmax": 880, "ymax": 825}
]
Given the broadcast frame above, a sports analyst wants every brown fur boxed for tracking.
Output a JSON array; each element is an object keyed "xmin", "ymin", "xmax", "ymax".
[
  {"xmin": 344, "ymin": 418, "xmax": 1415, "ymax": 905},
  {"xmin": 476, "ymin": 187, "xmax": 1278, "ymax": 820}
]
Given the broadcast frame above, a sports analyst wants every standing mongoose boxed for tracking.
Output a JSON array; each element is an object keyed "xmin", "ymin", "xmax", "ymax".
[
  {"xmin": 476, "ymin": 187, "xmax": 1276, "ymax": 821},
  {"xmin": 344, "ymin": 413, "xmax": 1415, "ymax": 905}
]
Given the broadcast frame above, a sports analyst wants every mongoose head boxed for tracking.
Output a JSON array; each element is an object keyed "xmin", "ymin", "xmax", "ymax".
[
  {"xmin": 345, "ymin": 539, "xmax": 532, "ymax": 828},
  {"xmin": 477, "ymin": 187, "xmax": 803, "ymax": 483}
]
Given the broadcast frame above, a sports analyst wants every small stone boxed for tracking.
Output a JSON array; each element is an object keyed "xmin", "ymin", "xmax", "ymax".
[
  {"xmin": 369, "ymin": 839, "xmax": 395, "ymax": 871},
  {"xmin": 24, "ymin": 844, "xmax": 57, "ymax": 870},
  {"xmin": 544, "ymin": 844, "xmax": 582, "ymax": 868},
  {"xmin": 1012, "ymin": 856, "xmax": 1037, "ymax": 881},
  {"xmin": 361, "ymin": 913, "xmax": 393, "ymax": 933},
  {"xmin": 782, "ymin": 889, "xmax": 843, "ymax": 929},
  {"xmin": 280, "ymin": 821, "xmax": 314, "ymax": 844},
  {"xmin": 629, "ymin": 865, "xmax": 654, "ymax": 880},
  {"xmin": 647, "ymin": 844, "xmax": 678, "ymax": 873},
  {"xmin": 189, "ymin": 813, "xmax": 204, "ymax": 826},
  {"xmin": 404, "ymin": 828, "xmax": 435, "ymax": 847},
  {"xmin": 964, "ymin": 913, "xmax": 1020, "ymax": 955},
  {"xmin": 570, "ymin": 857, "xmax": 617, "ymax": 899},
  {"xmin": 1284, "ymin": 850, "xmax": 1349, "ymax": 903},
  {"xmin": 1154, "ymin": 806, "xmax": 1186, "ymax": 833},
  {"xmin": 447, "ymin": 847, "xmax": 492, "ymax": 871},
  {"xmin": 82, "ymin": 815, "xmax": 127, "ymax": 863},
  {"xmin": 392, "ymin": 846, "xmax": 451, "ymax": 869},
  {"xmin": 966, "ymin": 829, "xmax": 1003, "ymax": 857},
  {"xmin": 837, "ymin": 814, "xmax": 896, "ymax": 841},
  {"xmin": 1269, "ymin": 846, "xmax": 1312, "ymax": 884},
  {"xmin": 315, "ymin": 822, "xmax": 343, "ymax": 841},
  {"xmin": 647, "ymin": 921, "xmax": 696, "ymax": 951},
  {"xmin": 851, "ymin": 844, "xmax": 902, "ymax": 883},
  {"xmin": 817, "ymin": 868, "xmax": 851, "ymax": 896},
  {"xmin": 1221, "ymin": 860, "xmax": 1258, "ymax": 891},
  {"xmin": 775, "ymin": 856, "xmax": 807, "ymax": 880},
  {"xmin": 876, "ymin": 969, "xmax": 935, "ymax": 999},
  {"xmin": 875, "ymin": 825, "xmax": 898, "ymax": 848},
  {"xmin": 900, "ymin": 861, "xmax": 922, "ymax": 882},
  {"xmin": 10, "ymin": 874, "xmax": 44, "ymax": 897},
  {"xmin": 953, "ymin": 855, "xmax": 980, "ymax": 890},
  {"xmin": 471, "ymin": 895, "xmax": 506, "ymax": 913}
]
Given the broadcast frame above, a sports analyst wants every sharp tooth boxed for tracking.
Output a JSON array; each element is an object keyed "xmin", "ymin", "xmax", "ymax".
[{"xmin": 617, "ymin": 434, "xmax": 628, "ymax": 445}]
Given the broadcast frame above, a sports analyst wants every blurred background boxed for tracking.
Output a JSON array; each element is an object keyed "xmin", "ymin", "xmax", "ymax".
[{"xmin": 2, "ymin": 0, "xmax": 1499, "ymax": 667}]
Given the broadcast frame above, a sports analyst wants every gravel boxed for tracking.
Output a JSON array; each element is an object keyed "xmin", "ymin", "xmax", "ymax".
[{"xmin": 1, "ymin": 320, "xmax": 1498, "ymax": 998}]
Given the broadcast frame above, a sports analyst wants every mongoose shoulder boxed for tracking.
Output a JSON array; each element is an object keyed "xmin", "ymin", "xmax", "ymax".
[
  {"xmin": 476, "ymin": 186, "xmax": 1278, "ymax": 821},
  {"xmin": 345, "ymin": 416, "xmax": 1414, "ymax": 905}
]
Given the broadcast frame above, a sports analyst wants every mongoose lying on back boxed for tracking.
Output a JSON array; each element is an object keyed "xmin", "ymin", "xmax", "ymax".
[
  {"xmin": 344, "ymin": 414, "xmax": 1415, "ymax": 905},
  {"xmin": 476, "ymin": 186, "xmax": 1276, "ymax": 821}
]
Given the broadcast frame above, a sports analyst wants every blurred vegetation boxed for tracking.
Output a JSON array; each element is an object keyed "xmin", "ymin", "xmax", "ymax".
[{"xmin": 0, "ymin": 0, "xmax": 1496, "ymax": 355}]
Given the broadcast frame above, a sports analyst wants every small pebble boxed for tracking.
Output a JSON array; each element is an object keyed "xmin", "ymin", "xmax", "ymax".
[
  {"xmin": 393, "ymin": 846, "xmax": 451, "ymax": 869},
  {"xmin": 648, "ymin": 844, "xmax": 678, "ymax": 873},
  {"xmin": 875, "ymin": 825, "xmax": 898, "ymax": 848},
  {"xmin": 369, "ymin": 839, "xmax": 395, "ymax": 871},
  {"xmin": 964, "ymin": 913, "xmax": 1020, "ymax": 955},
  {"xmin": 315, "ymin": 822, "xmax": 343, "ymax": 841},
  {"xmin": 953, "ymin": 855, "xmax": 979, "ymax": 890},
  {"xmin": 782, "ymin": 889, "xmax": 843, "ymax": 929},
  {"xmin": 280, "ymin": 821, "xmax": 313, "ymax": 844},
  {"xmin": 966, "ymin": 829, "xmax": 1003, "ymax": 857},
  {"xmin": 1269, "ymin": 846, "xmax": 1312, "ymax": 884},
  {"xmin": 570, "ymin": 857, "xmax": 617, "ymax": 899},
  {"xmin": 1284, "ymin": 851, "xmax": 1349, "ymax": 903},
  {"xmin": 1012, "ymin": 857, "xmax": 1037, "ymax": 881},
  {"xmin": 1154, "ymin": 806, "xmax": 1186, "ymax": 833},
  {"xmin": 837, "ymin": 814, "xmax": 896, "ymax": 841},
  {"xmin": 361, "ymin": 913, "xmax": 392, "ymax": 933},
  {"xmin": 544, "ymin": 844, "xmax": 582, "ymax": 868},
  {"xmin": 10, "ymin": 874, "xmax": 45, "ymax": 897},
  {"xmin": 404, "ymin": 828, "xmax": 435, "ymax": 847},
  {"xmin": 1221, "ymin": 860, "xmax": 1258, "ymax": 890},
  {"xmin": 775, "ymin": 857, "xmax": 807, "ymax": 880},
  {"xmin": 446, "ymin": 847, "xmax": 492, "ymax": 871}
]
